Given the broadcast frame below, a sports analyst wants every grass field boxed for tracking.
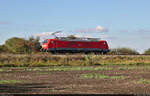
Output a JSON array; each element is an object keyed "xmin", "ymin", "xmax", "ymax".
[{"xmin": 0, "ymin": 54, "xmax": 150, "ymax": 67}]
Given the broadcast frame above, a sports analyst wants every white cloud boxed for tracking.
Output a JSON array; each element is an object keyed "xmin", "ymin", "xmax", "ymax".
[
  {"xmin": 74, "ymin": 34, "xmax": 93, "ymax": 38},
  {"xmin": 34, "ymin": 32, "xmax": 53, "ymax": 37},
  {"xmin": 96, "ymin": 25, "xmax": 109, "ymax": 32},
  {"xmin": 73, "ymin": 25, "xmax": 109, "ymax": 33},
  {"xmin": 96, "ymin": 25, "xmax": 104, "ymax": 31}
]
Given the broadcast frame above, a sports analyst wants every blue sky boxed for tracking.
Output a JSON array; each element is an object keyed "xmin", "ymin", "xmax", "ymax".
[{"xmin": 0, "ymin": 0, "xmax": 150, "ymax": 53}]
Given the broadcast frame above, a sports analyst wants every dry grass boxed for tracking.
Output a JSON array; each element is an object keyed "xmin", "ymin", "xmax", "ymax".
[{"xmin": 0, "ymin": 53, "xmax": 150, "ymax": 67}]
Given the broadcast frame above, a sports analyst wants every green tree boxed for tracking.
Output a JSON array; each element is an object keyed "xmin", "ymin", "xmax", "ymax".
[
  {"xmin": 144, "ymin": 48, "xmax": 150, "ymax": 55},
  {"xmin": 4, "ymin": 36, "xmax": 41, "ymax": 54},
  {"xmin": 5, "ymin": 37, "xmax": 30, "ymax": 54},
  {"xmin": 108, "ymin": 48, "xmax": 139, "ymax": 55}
]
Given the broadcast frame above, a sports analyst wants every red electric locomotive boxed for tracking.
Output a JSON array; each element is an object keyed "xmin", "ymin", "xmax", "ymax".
[{"xmin": 41, "ymin": 36, "xmax": 109, "ymax": 54}]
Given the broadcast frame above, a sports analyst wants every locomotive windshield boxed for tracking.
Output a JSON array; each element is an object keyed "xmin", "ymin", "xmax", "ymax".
[{"xmin": 42, "ymin": 39, "xmax": 48, "ymax": 44}]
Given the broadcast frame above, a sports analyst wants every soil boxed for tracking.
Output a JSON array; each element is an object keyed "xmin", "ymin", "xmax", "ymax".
[{"xmin": 0, "ymin": 65, "xmax": 150, "ymax": 94}]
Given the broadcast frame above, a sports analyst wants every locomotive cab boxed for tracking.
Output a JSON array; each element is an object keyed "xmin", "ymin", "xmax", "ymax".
[
  {"xmin": 41, "ymin": 39, "xmax": 49, "ymax": 52},
  {"xmin": 101, "ymin": 41, "xmax": 109, "ymax": 53},
  {"xmin": 41, "ymin": 39, "xmax": 57, "ymax": 52}
]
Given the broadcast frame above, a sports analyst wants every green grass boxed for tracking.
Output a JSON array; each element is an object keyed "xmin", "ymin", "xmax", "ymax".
[
  {"xmin": 0, "ymin": 69, "xmax": 4, "ymax": 72},
  {"xmin": 19, "ymin": 66, "xmax": 113, "ymax": 72},
  {"xmin": 1, "ymin": 65, "xmax": 149, "ymax": 72},
  {"xmin": 0, "ymin": 68, "xmax": 12, "ymax": 72},
  {"xmin": 35, "ymin": 72, "xmax": 50, "ymax": 75},
  {"xmin": 46, "ymin": 66, "xmax": 113, "ymax": 71},
  {"xmin": 0, "ymin": 65, "xmax": 150, "ymax": 73},
  {"xmin": 136, "ymin": 79, "xmax": 150, "ymax": 84},
  {"xmin": 117, "ymin": 66, "xmax": 138, "ymax": 70},
  {"xmin": 0, "ymin": 66, "xmax": 113, "ymax": 73},
  {"xmin": 0, "ymin": 80, "xmax": 24, "ymax": 84},
  {"xmin": 81, "ymin": 73, "xmax": 127, "ymax": 79},
  {"xmin": 81, "ymin": 73, "xmax": 100, "ymax": 79},
  {"xmin": 102, "ymin": 75, "xmax": 126, "ymax": 79},
  {"xmin": 117, "ymin": 65, "xmax": 150, "ymax": 70}
]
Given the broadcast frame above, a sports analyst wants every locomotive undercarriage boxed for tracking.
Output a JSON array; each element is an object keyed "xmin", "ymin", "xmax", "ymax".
[{"xmin": 41, "ymin": 48, "xmax": 109, "ymax": 54}]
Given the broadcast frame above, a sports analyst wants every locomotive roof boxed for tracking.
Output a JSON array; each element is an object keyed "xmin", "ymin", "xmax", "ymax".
[{"xmin": 56, "ymin": 37, "xmax": 101, "ymax": 41}]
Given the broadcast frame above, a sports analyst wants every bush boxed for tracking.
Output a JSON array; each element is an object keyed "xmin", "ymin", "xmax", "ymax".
[
  {"xmin": 144, "ymin": 48, "xmax": 150, "ymax": 55},
  {"xmin": 26, "ymin": 36, "xmax": 41, "ymax": 53},
  {"xmin": 108, "ymin": 48, "xmax": 139, "ymax": 55},
  {"xmin": 0, "ymin": 45, "xmax": 6, "ymax": 53}
]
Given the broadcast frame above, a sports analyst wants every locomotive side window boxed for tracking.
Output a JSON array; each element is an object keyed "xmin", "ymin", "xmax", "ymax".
[
  {"xmin": 51, "ymin": 41, "xmax": 54, "ymax": 43},
  {"xmin": 42, "ymin": 40, "xmax": 48, "ymax": 44}
]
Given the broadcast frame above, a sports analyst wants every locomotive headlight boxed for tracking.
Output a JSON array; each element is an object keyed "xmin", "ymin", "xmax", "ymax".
[{"xmin": 42, "ymin": 45, "xmax": 47, "ymax": 48}]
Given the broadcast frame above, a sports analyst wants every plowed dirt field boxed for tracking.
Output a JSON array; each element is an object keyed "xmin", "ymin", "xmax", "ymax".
[{"xmin": 0, "ymin": 65, "xmax": 150, "ymax": 94}]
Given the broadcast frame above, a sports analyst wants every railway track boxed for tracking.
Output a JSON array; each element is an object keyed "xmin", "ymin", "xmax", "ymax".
[{"xmin": 1, "ymin": 53, "xmax": 150, "ymax": 57}]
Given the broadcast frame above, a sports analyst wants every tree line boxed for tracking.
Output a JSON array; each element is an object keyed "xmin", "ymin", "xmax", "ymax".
[
  {"xmin": 0, "ymin": 37, "xmax": 41, "ymax": 54},
  {"xmin": 0, "ymin": 37, "xmax": 150, "ymax": 55}
]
